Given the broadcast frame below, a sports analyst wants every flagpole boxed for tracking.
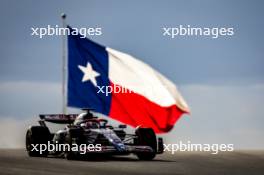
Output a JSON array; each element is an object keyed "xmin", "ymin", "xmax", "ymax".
[{"xmin": 61, "ymin": 13, "xmax": 67, "ymax": 114}]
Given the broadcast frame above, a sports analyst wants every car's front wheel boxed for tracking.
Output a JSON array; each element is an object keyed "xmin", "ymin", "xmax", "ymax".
[{"xmin": 135, "ymin": 127, "xmax": 157, "ymax": 160}]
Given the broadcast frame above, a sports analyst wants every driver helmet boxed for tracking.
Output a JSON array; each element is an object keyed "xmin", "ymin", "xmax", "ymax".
[{"xmin": 74, "ymin": 112, "xmax": 93, "ymax": 125}]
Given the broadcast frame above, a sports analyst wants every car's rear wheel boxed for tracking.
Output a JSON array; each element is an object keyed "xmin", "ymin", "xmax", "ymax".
[
  {"xmin": 26, "ymin": 126, "xmax": 51, "ymax": 157},
  {"xmin": 135, "ymin": 127, "xmax": 157, "ymax": 160}
]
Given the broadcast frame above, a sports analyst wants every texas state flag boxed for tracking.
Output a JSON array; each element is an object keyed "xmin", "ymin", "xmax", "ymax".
[{"xmin": 67, "ymin": 27, "xmax": 189, "ymax": 133}]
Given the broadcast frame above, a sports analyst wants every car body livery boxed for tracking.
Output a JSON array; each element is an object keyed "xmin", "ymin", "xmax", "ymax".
[{"xmin": 26, "ymin": 109, "xmax": 164, "ymax": 160}]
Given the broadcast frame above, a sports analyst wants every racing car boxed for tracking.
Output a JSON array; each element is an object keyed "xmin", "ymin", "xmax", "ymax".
[{"xmin": 25, "ymin": 109, "xmax": 164, "ymax": 160}]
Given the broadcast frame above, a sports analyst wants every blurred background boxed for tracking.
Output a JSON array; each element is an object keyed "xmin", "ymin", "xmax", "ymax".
[{"xmin": 0, "ymin": 0, "xmax": 263, "ymax": 149}]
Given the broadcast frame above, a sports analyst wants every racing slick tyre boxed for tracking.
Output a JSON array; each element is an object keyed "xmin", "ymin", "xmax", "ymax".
[
  {"xmin": 26, "ymin": 126, "xmax": 51, "ymax": 157},
  {"xmin": 135, "ymin": 127, "xmax": 157, "ymax": 160},
  {"xmin": 64, "ymin": 128, "xmax": 84, "ymax": 160}
]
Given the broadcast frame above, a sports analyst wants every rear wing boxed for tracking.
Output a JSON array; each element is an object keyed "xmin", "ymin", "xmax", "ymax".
[{"xmin": 39, "ymin": 114, "xmax": 79, "ymax": 124}]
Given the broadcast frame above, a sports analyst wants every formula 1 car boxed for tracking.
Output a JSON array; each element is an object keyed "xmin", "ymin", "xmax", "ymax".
[{"xmin": 25, "ymin": 109, "xmax": 164, "ymax": 160}]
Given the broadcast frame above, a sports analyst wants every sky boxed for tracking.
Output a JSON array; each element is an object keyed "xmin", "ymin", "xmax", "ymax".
[{"xmin": 0, "ymin": 0, "xmax": 263, "ymax": 149}]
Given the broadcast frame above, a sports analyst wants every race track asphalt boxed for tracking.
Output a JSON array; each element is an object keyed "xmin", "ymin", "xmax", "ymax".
[{"xmin": 0, "ymin": 149, "xmax": 263, "ymax": 175}]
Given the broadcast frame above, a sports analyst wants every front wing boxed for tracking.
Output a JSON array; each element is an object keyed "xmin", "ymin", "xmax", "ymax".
[{"xmin": 81, "ymin": 145, "xmax": 154, "ymax": 155}]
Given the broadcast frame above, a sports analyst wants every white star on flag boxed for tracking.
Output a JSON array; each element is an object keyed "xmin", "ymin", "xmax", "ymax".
[{"xmin": 78, "ymin": 62, "xmax": 100, "ymax": 86}]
